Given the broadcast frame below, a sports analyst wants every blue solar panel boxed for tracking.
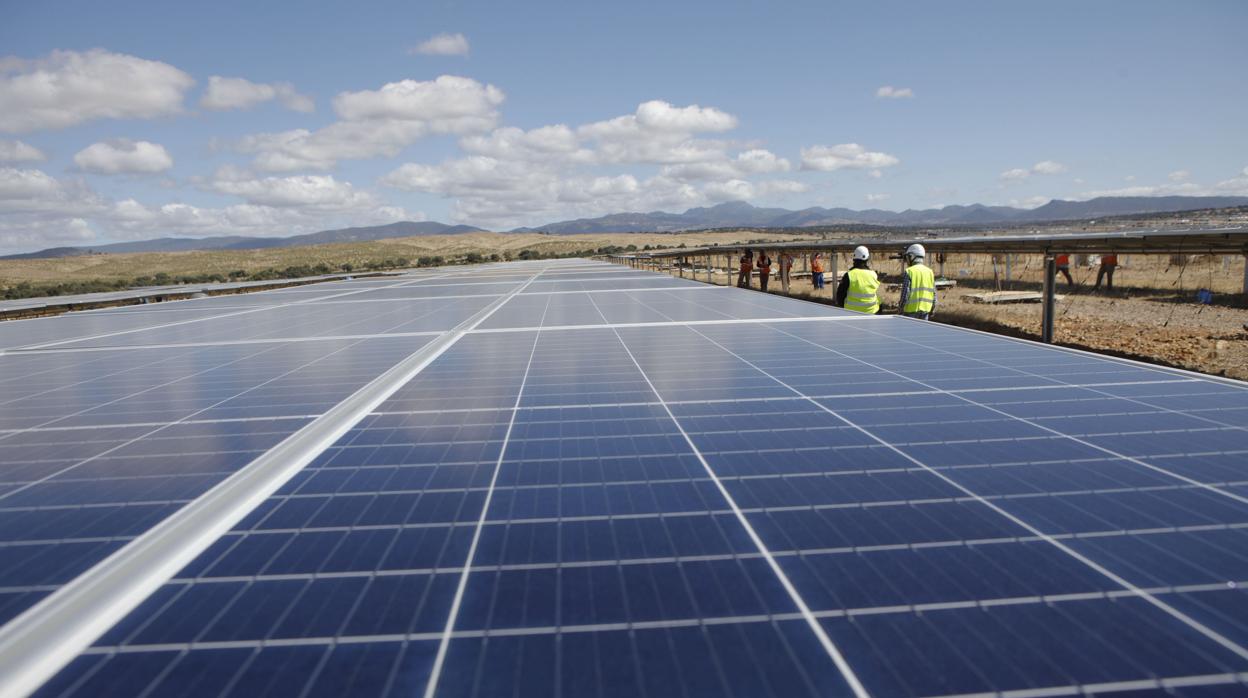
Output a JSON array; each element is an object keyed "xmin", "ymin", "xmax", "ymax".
[{"xmin": 2, "ymin": 259, "xmax": 1247, "ymax": 697}]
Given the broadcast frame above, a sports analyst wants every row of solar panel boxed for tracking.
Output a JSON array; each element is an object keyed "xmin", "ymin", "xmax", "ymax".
[{"xmin": 5, "ymin": 260, "xmax": 1246, "ymax": 697}]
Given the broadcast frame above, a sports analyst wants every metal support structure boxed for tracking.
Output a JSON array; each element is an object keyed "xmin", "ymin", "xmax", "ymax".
[
  {"xmin": 829, "ymin": 252, "xmax": 838, "ymax": 292},
  {"xmin": 705, "ymin": 255, "xmax": 711, "ymax": 283},
  {"xmin": 1042, "ymin": 252, "xmax": 1056, "ymax": 344},
  {"xmin": 1242, "ymin": 253, "xmax": 1248, "ymax": 301}
]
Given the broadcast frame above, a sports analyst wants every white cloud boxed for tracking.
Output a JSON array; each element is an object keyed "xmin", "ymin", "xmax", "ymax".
[
  {"xmin": 206, "ymin": 168, "xmax": 378, "ymax": 210},
  {"xmin": 459, "ymin": 125, "xmax": 593, "ymax": 163},
  {"xmin": 0, "ymin": 167, "xmax": 107, "ymax": 215},
  {"xmin": 1124, "ymin": 175, "xmax": 1137, "ymax": 182},
  {"xmin": 73, "ymin": 139, "xmax": 173, "ymax": 174},
  {"xmin": 1031, "ymin": 160, "xmax": 1066, "ymax": 175},
  {"xmin": 1000, "ymin": 160, "xmax": 1067, "ymax": 181},
  {"xmin": 865, "ymin": 193, "xmax": 890, "ymax": 203},
  {"xmin": 412, "ymin": 33, "xmax": 470, "ymax": 56},
  {"xmin": 0, "ymin": 139, "xmax": 45, "ymax": 162},
  {"xmin": 1168, "ymin": 169, "xmax": 1191, "ymax": 182},
  {"xmin": 200, "ymin": 76, "xmax": 314, "ymax": 112},
  {"xmin": 239, "ymin": 75, "xmax": 504, "ymax": 171},
  {"xmin": 800, "ymin": 143, "xmax": 899, "ymax": 171},
  {"xmin": 0, "ymin": 217, "xmax": 95, "ymax": 252},
  {"xmin": 1242, "ymin": 166, "xmax": 1248, "ymax": 176},
  {"xmin": 1214, "ymin": 177, "xmax": 1248, "ymax": 195},
  {"xmin": 578, "ymin": 100, "xmax": 738, "ymax": 165},
  {"xmin": 661, "ymin": 149, "xmax": 791, "ymax": 181},
  {"xmin": 876, "ymin": 86, "xmax": 914, "ymax": 99},
  {"xmin": 333, "ymin": 75, "xmax": 502, "ymax": 125},
  {"xmin": 0, "ymin": 49, "xmax": 193, "ymax": 133},
  {"xmin": 0, "ymin": 166, "xmax": 422, "ymax": 255},
  {"xmin": 1077, "ymin": 182, "xmax": 1205, "ymax": 198},
  {"xmin": 868, "ymin": 169, "xmax": 883, "ymax": 179},
  {"xmin": 757, "ymin": 180, "xmax": 809, "ymax": 196},
  {"xmin": 1009, "ymin": 196, "xmax": 1050, "ymax": 209}
]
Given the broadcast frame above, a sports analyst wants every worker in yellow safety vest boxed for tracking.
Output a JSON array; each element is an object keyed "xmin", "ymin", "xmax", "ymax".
[
  {"xmin": 835, "ymin": 246, "xmax": 879, "ymax": 314},
  {"xmin": 898, "ymin": 243, "xmax": 937, "ymax": 319}
]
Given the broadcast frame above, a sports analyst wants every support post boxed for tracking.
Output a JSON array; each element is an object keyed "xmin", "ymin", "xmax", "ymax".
[
  {"xmin": 1042, "ymin": 252, "xmax": 1056, "ymax": 344},
  {"xmin": 1242, "ymin": 253, "xmax": 1248, "ymax": 302},
  {"xmin": 829, "ymin": 252, "xmax": 838, "ymax": 292},
  {"xmin": 679, "ymin": 257, "xmax": 684, "ymax": 278}
]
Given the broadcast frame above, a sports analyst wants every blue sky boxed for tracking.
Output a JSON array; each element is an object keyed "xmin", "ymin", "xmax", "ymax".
[{"xmin": 1, "ymin": 0, "xmax": 1246, "ymax": 253}]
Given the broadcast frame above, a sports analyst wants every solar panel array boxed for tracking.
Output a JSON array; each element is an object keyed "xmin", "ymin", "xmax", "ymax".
[{"xmin": 2, "ymin": 259, "xmax": 1247, "ymax": 697}]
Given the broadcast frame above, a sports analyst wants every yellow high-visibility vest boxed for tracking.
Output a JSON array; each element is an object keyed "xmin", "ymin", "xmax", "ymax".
[
  {"xmin": 904, "ymin": 263, "xmax": 936, "ymax": 314},
  {"xmin": 845, "ymin": 268, "xmax": 879, "ymax": 314}
]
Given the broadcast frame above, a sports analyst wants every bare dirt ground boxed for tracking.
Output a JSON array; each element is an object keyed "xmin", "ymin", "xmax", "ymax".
[{"xmin": 662, "ymin": 252, "xmax": 1248, "ymax": 381}]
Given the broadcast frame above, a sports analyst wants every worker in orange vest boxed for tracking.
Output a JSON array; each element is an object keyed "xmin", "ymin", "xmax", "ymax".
[
  {"xmin": 811, "ymin": 253, "xmax": 825, "ymax": 289},
  {"xmin": 1095, "ymin": 253, "xmax": 1118, "ymax": 291},
  {"xmin": 1055, "ymin": 253, "xmax": 1074, "ymax": 285},
  {"xmin": 757, "ymin": 250, "xmax": 772, "ymax": 291},
  {"xmin": 737, "ymin": 249, "xmax": 753, "ymax": 288}
]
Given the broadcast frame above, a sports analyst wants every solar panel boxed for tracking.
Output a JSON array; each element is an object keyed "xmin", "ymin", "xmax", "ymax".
[{"xmin": 2, "ymin": 259, "xmax": 1246, "ymax": 697}]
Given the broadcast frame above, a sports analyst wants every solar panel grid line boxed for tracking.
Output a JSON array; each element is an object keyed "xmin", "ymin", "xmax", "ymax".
[
  {"xmin": 580, "ymin": 291, "xmax": 873, "ymax": 698},
  {"xmin": 10, "ymin": 510, "xmax": 1246, "ymax": 555},
  {"xmin": 6, "ymin": 519, "xmax": 1247, "ymax": 592},
  {"xmin": 421, "ymin": 294, "xmax": 552, "ymax": 698},
  {"xmin": 922, "ymin": 671, "xmax": 1248, "ymax": 698},
  {"xmin": 468, "ymin": 314, "xmax": 880, "ymax": 335},
  {"xmin": 356, "ymin": 378, "xmax": 1208, "ymax": 417},
  {"xmin": 0, "ymin": 340, "xmax": 316, "ymax": 501},
  {"xmin": 0, "ymin": 267, "xmax": 549, "ymax": 698},
  {"xmin": 913, "ymin": 310, "xmax": 1248, "ymax": 393},
  {"xmin": 67, "ymin": 578, "xmax": 1248, "ymax": 655},
  {"xmin": 888, "ymin": 322, "xmax": 1248, "ymax": 437},
  {"xmin": 6, "ymin": 271, "xmax": 458, "ymax": 352},
  {"xmin": 683, "ymin": 324, "xmax": 1248, "ymax": 666},
  {"xmin": 1, "ymin": 331, "xmax": 450, "ymax": 355},
  {"xmin": 16, "ymin": 470, "xmax": 1244, "ymax": 523},
  {"xmin": 784, "ymin": 323, "xmax": 1248, "ymax": 507},
  {"xmin": 0, "ymin": 414, "xmax": 324, "ymax": 436},
  {"xmin": 0, "ymin": 344, "xmax": 221, "ymax": 406}
]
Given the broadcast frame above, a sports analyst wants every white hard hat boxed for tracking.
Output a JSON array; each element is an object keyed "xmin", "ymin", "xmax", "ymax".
[
  {"xmin": 906, "ymin": 243, "xmax": 926, "ymax": 259},
  {"xmin": 853, "ymin": 245, "xmax": 870, "ymax": 261}
]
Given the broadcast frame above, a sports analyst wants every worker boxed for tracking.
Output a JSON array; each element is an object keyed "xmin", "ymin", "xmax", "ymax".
[
  {"xmin": 757, "ymin": 250, "xmax": 772, "ymax": 291},
  {"xmin": 898, "ymin": 243, "xmax": 936, "ymax": 319},
  {"xmin": 811, "ymin": 253, "xmax": 825, "ymax": 289},
  {"xmin": 1055, "ymin": 253, "xmax": 1074, "ymax": 285},
  {"xmin": 779, "ymin": 251, "xmax": 794, "ymax": 292},
  {"xmin": 737, "ymin": 249, "xmax": 753, "ymax": 288},
  {"xmin": 1095, "ymin": 253, "xmax": 1118, "ymax": 291},
  {"xmin": 835, "ymin": 246, "xmax": 880, "ymax": 314}
]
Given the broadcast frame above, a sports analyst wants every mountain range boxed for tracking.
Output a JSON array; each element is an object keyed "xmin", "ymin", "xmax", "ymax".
[
  {"xmin": 5, "ymin": 196, "xmax": 1246, "ymax": 260},
  {"xmin": 513, "ymin": 196, "xmax": 1248, "ymax": 233},
  {"xmin": 0, "ymin": 221, "xmax": 485, "ymax": 260}
]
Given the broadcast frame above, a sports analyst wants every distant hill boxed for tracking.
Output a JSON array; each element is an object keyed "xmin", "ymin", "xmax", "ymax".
[
  {"xmin": 7, "ymin": 196, "xmax": 1246, "ymax": 260},
  {"xmin": 4, "ymin": 220, "xmax": 487, "ymax": 260},
  {"xmin": 516, "ymin": 196, "xmax": 1248, "ymax": 233}
]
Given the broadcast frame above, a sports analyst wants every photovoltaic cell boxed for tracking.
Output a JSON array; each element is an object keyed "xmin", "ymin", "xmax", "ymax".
[{"xmin": 1, "ymin": 259, "xmax": 1245, "ymax": 697}]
